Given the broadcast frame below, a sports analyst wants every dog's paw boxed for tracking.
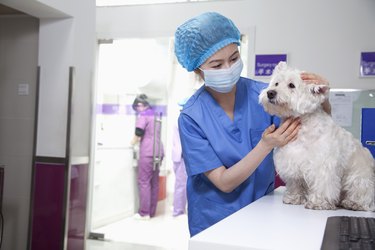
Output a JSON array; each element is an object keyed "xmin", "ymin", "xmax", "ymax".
[
  {"xmin": 340, "ymin": 199, "xmax": 367, "ymax": 211},
  {"xmin": 305, "ymin": 201, "xmax": 337, "ymax": 210},
  {"xmin": 283, "ymin": 194, "xmax": 306, "ymax": 205}
]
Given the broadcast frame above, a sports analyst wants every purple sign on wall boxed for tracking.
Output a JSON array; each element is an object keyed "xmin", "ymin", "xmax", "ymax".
[
  {"xmin": 360, "ymin": 52, "xmax": 375, "ymax": 77},
  {"xmin": 255, "ymin": 54, "xmax": 287, "ymax": 76}
]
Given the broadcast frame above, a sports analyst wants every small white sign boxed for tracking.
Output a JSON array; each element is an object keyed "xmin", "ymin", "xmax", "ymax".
[
  {"xmin": 18, "ymin": 83, "xmax": 29, "ymax": 96},
  {"xmin": 330, "ymin": 92, "xmax": 353, "ymax": 127}
]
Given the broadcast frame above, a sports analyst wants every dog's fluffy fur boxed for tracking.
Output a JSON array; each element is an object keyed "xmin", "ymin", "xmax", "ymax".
[{"xmin": 259, "ymin": 62, "xmax": 375, "ymax": 211}]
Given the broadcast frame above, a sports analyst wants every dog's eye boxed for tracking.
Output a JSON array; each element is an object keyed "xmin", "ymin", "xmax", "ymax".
[
  {"xmin": 275, "ymin": 82, "xmax": 279, "ymax": 86},
  {"xmin": 288, "ymin": 83, "xmax": 295, "ymax": 88}
]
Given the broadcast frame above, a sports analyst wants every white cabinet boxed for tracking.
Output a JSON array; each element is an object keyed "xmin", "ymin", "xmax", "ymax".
[{"xmin": 91, "ymin": 147, "xmax": 138, "ymax": 229}]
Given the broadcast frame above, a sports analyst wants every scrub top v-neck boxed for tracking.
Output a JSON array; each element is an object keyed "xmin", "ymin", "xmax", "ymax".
[{"xmin": 178, "ymin": 77, "xmax": 279, "ymax": 237}]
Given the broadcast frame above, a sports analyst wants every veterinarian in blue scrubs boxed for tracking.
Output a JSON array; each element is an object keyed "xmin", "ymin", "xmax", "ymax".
[{"xmin": 174, "ymin": 12, "xmax": 330, "ymax": 237}]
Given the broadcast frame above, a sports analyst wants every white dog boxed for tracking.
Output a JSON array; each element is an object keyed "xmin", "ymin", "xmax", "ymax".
[{"xmin": 259, "ymin": 61, "xmax": 375, "ymax": 211}]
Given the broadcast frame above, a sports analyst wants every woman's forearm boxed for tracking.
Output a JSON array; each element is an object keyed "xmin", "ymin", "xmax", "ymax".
[{"xmin": 205, "ymin": 140, "xmax": 273, "ymax": 193}]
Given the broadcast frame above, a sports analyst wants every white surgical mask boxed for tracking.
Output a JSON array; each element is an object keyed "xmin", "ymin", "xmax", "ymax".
[{"xmin": 200, "ymin": 59, "xmax": 243, "ymax": 93}]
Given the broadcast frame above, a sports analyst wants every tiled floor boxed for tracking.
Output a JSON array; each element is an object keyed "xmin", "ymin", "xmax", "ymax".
[{"xmin": 87, "ymin": 197, "xmax": 189, "ymax": 250}]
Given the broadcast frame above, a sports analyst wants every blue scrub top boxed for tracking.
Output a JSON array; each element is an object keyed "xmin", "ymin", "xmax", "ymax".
[{"xmin": 178, "ymin": 77, "xmax": 279, "ymax": 237}]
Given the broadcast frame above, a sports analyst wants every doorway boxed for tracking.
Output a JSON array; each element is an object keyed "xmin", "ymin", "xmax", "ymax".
[
  {"xmin": 87, "ymin": 34, "xmax": 251, "ymax": 249},
  {"xmin": 88, "ymin": 38, "xmax": 190, "ymax": 249}
]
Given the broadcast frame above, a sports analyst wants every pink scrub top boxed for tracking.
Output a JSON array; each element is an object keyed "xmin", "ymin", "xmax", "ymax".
[{"xmin": 136, "ymin": 108, "xmax": 164, "ymax": 158}]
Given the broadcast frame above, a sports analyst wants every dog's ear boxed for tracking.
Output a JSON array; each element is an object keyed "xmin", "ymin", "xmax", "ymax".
[
  {"xmin": 274, "ymin": 61, "xmax": 288, "ymax": 73},
  {"xmin": 309, "ymin": 84, "xmax": 329, "ymax": 95}
]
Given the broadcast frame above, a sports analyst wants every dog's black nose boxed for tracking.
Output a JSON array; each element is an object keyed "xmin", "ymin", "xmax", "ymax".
[{"xmin": 267, "ymin": 90, "xmax": 277, "ymax": 100}]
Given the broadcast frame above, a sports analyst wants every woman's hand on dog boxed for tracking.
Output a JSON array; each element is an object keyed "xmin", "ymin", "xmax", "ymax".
[
  {"xmin": 261, "ymin": 117, "xmax": 301, "ymax": 149},
  {"xmin": 300, "ymin": 72, "xmax": 329, "ymax": 86},
  {"xmin": 301, "ymin": 72, "xmax": 332, "ymax": 114}
]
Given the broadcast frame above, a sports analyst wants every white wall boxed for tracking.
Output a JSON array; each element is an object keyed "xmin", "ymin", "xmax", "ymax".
[
  {"xmin": 96, "ymin": 0, "xmax": 375, "ymax": 90},
  {"xmin": 1, "ymin": 0, "xmax": 96, "ymax": 158},
  {"xmin": 37, "ymin": 3, "xmax": 96, "ymax": 157},
  {"xmin": 0, "ymin": 0, "xmax": 69, "ymax": 18},
  {"xmin": 0, "ymin": 0, "xmax": 95, "ymax": 249},
  {"xmin": 0, "ymin": 15, "xmax": 39, "ymax": 250},
  {"xmin": 37, "ymin": 18, "xmax": 74, "ymax": 157},
  {"xmin": 69, "ymin": 0, "xmax": 96, "ymax": 158},
  {"xmin": 37, "ymin": 0, "xmax": 74, "ymax": 16}
]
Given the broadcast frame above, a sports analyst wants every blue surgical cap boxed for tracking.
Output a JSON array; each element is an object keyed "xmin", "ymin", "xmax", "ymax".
[{"xmin": 174, "ymin": 12, "xmax": 241, "ymax": 72}]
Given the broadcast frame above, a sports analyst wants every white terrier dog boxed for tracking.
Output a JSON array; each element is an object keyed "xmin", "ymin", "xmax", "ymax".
[{"xmin": 259, "ymin": 61, "xmax": 375, "ymax": 211}]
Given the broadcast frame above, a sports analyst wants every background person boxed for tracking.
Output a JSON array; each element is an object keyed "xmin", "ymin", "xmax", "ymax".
[
  {"xmin": 171, "ymin": 100, "xmax": 188, "ymax": 217},
  {"xmin": 131, "ymin": 94, "xmax": 165, "ymax": 220}
]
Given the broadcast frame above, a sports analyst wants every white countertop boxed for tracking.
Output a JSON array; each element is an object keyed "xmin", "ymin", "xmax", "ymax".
[{"xmin": 189, "ymin": 187, "xmax": 375, "ymax": 250}]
